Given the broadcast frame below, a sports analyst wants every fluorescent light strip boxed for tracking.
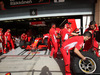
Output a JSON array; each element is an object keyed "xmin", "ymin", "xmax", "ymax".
[{"xmin": 0, "ymin": 12, "xmax": 92, "ymax": 21}]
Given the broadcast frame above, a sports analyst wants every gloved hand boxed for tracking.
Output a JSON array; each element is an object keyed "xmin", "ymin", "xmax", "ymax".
[{"xmin": 83, "ymin": 58, "xmax": 90, "ymax": 64}]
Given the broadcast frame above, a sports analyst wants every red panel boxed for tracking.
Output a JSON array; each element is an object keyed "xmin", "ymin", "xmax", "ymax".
[
  {"xmin": 68, "ymin": 19, "xmax": 77, "ymax": 32},
  {"xmin": 30, "ymin": 21, "xmax": 44, "ymax": 25}
]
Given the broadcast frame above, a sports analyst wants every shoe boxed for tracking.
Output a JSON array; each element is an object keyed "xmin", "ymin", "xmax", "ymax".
[
  {"xmin": 49, "ymin": 56, "xmax": 53, "ymax": 58},
  {"xmin": 12, "ymin": 48, "xmax": 15, "ymax": 50}
]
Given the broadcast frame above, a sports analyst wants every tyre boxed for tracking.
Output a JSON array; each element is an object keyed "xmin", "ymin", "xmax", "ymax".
[
  {"xmin": 26, "ymin": 42, "xmax": 31, "ymax": 45},
  {"xmin": 19, "ymin": 41, "xmax": 26, "ymax": 49},
  {"xmin": 71, "ymin": 51, "xmax": 100, "ymax": 75}
]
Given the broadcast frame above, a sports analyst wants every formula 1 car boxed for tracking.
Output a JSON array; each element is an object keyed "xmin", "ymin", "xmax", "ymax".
[
  {"xmin": 26, "ymin": 37, "xmax": 48, "ymax": 51},
  {"xmin": 20, "ymin": 36, "xmax": 48, "ymax": 52}
]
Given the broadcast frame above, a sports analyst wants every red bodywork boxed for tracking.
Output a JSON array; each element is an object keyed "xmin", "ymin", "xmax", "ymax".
[{"xmin": 25, "ymin": 37, "xmax": 48, "ymax": 51}]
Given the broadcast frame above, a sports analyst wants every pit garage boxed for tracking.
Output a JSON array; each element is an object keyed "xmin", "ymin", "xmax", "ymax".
[{"xmin": 0, "ymin": 0, "xmax": 100, "ymax": 75}]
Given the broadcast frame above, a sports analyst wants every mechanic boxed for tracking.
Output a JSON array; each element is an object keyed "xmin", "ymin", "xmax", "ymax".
[
  {"xmin": 0, "ymin": 28, "xmax": 3, "ymax": 53},
  {"xmin": 61, "ymin": 23, "xmax": 78, "ymax": 43},
  {"xmin": 21, "ymin": 33, "xmax": 27, "ymax": 42},
  {"xmin": 0, "ymin": 28, "xmax": 3, "ymax": 42},
  {"xmin": 55, "ymin": 27, "xmax": 61, "ymax": 49},
  {"xmin": 60, "ymin": 31, "xmax": 92, "ymax": 75},
  {"xmin": 83, "ymin": 21, "xmax": 99, "ymax": 52},
  {"xmin": 67, "ymin": 22, "xmax": 79, "ymax": 38},
  {"xmin": 43, "ymin": 33, "xmax": 50, "ymax": 50},
  {"xmin": 49, "ymin": 23, "xmax": 58, "ymax": 58},
  {"xmin": 4, "ymin": 29, "xmax": 15, "ymax": 53}
]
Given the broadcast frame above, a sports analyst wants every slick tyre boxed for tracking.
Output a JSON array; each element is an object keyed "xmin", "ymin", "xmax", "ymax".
[
  {"xmin": 26, "ymin": 42, "xmax": 31, "ymax": 45},
  {"xmin": 19, "ymin": 41, "xmax": 26, "ymax": 49},
  {"xmin": 71, "ymin": 51, "xmax": 100, "ymax": 75}
]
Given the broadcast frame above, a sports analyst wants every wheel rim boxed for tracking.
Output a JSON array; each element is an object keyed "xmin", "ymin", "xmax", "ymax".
[{"xmin": 79, "ymin": 57, "xmax": 96, "ymax": 74}]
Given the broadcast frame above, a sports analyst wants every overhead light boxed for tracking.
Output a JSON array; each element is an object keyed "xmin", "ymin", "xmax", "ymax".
[
  {"xmin": 39, "ymin": 18, "xmax": 41, "ymax": 20},
  {"xmin": 57, "ymin": 17, "xmax": 60, "ymax": 18},
  {"xmin": 4, "ymin": 21, "xmax": 9, "ymax": 22},
  {"xmin": 48, "ymin": 17, "xmax": 50, "ymax": 19},
  {"xmin": 33, "ymin": 18, "xmax": 36, "ymax": 20},
  {"xmin": 62, "ymin": 17, "xmax": 65, "ymax": 18},
  {"xmin": 22, "ymin": 19, "xmax": 24, "ymax": 21},
  {"xmin": 17, "ymin": 20, "xmax": 21, "ymax": 21},
  {"xmin": 43, "ymin": 18, "xmax": 46, "ymax": 19},
  {"xmin": 9, "ymin": 20, "xmax": 13, "ymax": 22}
]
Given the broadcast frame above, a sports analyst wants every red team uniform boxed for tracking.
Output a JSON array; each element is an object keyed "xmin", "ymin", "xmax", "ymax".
[
  {"xmin": 4, "ymin": 29, "xmax": 14, "ymax": 53},
  {"xmin": 49, "ymin": 25, "xmax": 58, "ymax": 58},
  {"xmin": 0, "ymin": 30, "xmax": 3, "ymax": 42},
  {"xmin": 21, "ymin": 33, "xmax": 27, "ymax": 41},
  {"xmin": 61, "ymin": 28, "xmax": 71, "ymax": 43},
  {"xmin": 61, "ymin": 36, "xmax": 84, "ymax": 75},
  {"xmin": 43, "ymin": 33, "xmax": 50, "ymax": 50},
  {"xmin": 0, "ymin": 28, "xmax": 3, "ymax": 53},
  {"xmin": 56, "ymin": 28, "xmax": 61, "ymax": 49},
  {"xmin": 83, "ymin": 24, "xmax": 99, "ymax": 52}
]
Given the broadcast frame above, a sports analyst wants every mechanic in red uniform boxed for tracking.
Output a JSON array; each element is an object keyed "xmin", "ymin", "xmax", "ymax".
[
  {"xmin": 0, "ymin": 28, "xmax": 3, "ymax": 42},
  {"xmin": 21, "ymin": 33, "xmax": 27, "ymax": 42},
  {"xmin": 0, "ymin": 28, "xmax": 3, "ymax": 53},
  {"xmin": 60, "ymin": 32, "xmax": 92, "ymax": 75},
  {"xmin": 61, "ymin": 23, "xmax": 78, "ymax": 43},
  {"xmin": 4, "ymin": 29, "xmax": 15, "ymax": 53},
  {"xmin": 66, "ymin": 22, "xmax": 79, "ymax": 38},
  {"xmin": 55, "ymin": 28, "xmax": 61, "ymax": 49},
  {"xmin": 43, "ymin": 33, "xmax": 50, "ymax": 50},
  {"xmin": 49, "ymin": 23, "xmax": 58, "ymax": 58},
  {"xmin": 83, "ymin": 21, "xmax": 99, "ymax": 52}
]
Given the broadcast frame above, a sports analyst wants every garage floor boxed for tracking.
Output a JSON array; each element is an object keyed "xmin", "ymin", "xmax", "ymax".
[{"xmin": 0, "ymin": 47, "xmax": 65, "ymax": 75}]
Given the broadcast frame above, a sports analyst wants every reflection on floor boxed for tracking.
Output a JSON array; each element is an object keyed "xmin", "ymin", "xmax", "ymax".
[{"xmin": 0, "ymin": 47, "xmax": 65, "ymax": 75}]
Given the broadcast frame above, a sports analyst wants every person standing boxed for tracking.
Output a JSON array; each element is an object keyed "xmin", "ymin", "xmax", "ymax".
[
  {"xmin": 49, "ymin": 23, "xmax": 58, "ymax": 58},
  {"xmin": 83, "ymin": 21, "xmax": 99, "ymax": 52},
  {"xmin": 0, "ymin": 28, "xmax": 3, "ymax": 53},
  {"xmin": 61, "ymin": 23, "xmax": 78, "ymax": 44},
  {"xmin": 4, "ymin": 29, "xmax": 15, "ymax": 53},
  {"xmin": 43, "ymin": 33, "xmax": 50, "ymax": 50},
  {"xmin": 60, "ymin": 32, "xmax": 92, "ymax": 75},
  {"xmin": 21, "ymin": 33, "xmax": 27, "ymax": 42}
]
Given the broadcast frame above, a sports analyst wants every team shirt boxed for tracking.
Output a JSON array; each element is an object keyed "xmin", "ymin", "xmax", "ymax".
[
  {"xmin": 0, "ymin": 31, "xmax": 3, "ymax": 37},
  {"xmin": 55, "ymin": 28, "xmax": 61, "ymax": 39},
  {"xmin": 61, "ymin": 28, "xmax": 71, "ymax": 41},
  {"xmin": 4, "ymin": 31, "xmax": 11, "ymax": 41},
  {"xmin": 0, "ymin": 31, "xmax": 3, "ymax": 42},
  {"xmin": 62, "ymin": 36, "xmax": 84, "ymax": 50},
  {"xmin": 49, "ymin": 28, "xmax": 57, "ymax": 42},
  {"xmin": 21, "ymin": 34, "xmax": 27, "ymax": 41},
  {"xmin": 43, "ymin": 33, "xmax": 50, "ymax": 39}
]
